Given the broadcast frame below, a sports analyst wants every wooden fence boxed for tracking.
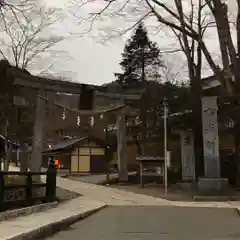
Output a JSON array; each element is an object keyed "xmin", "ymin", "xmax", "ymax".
[{"xmin": 0, "ymin": 168, "xmax": 57, "ymax": 212}]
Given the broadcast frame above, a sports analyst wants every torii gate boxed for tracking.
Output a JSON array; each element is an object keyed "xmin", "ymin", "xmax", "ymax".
[{"xmin": 11, "ymin": 68, "xmax": 141, "ymax": 181}]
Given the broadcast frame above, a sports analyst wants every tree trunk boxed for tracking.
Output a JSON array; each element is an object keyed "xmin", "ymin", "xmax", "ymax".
[
  {"xmin": 133, "ymin": 135, "xmax": 142, "ymax": 156},
  {"xmin": 191, "ymin": 75, "xmax": 204, "ymax": 179},
  {"xmin": 3, "ymin": 120, "xmax": 8, "ymax": 172},
  {"xmin": 141, "ymin": 50, "xmax": 145, "ymax": 82},
  {"xmin": 232, "ymin": 103, "xmax": 240, "ymax": 186}
]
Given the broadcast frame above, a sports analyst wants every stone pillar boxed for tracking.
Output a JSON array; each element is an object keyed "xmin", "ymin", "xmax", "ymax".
[
  {"xmin": 199, "ymin": 96, "xmax": 228, "ymax": 193},
  {"xmin": 31, "ymin": 89, "xmax": 46, "ymax": 172},
  {"xmin": 202, "ymin": 96, "xmax": 220, "ymax": 177},
  {"xmin": 116, "ymin": 109, "xmax": 128, "ymax": 182},
  {"xmin": 180, "ymin": 130, "xmax": 196, "ymax": 181},
  {"xmin": 20, "ymin": 143, "xmax": 28, "ymax": 172}
]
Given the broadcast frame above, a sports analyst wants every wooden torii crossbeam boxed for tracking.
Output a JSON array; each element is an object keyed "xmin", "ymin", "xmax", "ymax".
[
  {"xmin": 9, "ymin": 68, "xmax": 142, "ymax": 181},
  {"xmin": 36, "ymin": 95, "xmax": 131, "ymax": 182}
]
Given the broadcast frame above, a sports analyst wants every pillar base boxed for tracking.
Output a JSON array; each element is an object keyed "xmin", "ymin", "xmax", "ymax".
[
  {"xmin": 176, "ymin": 181, "xmax": 197, "ymax": 191},
  {"xmin": 118, "ymin": 171, "xmax": 128, "ymax": 183},
  {"xmin": 198, "ymin": 178, "xmax": 229, "ymax": 195}
]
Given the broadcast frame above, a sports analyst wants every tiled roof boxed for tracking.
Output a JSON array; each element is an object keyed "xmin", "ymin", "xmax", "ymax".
[{"xmin": 43, "ymin": 137, "xmax": 87, "ymax": 153}]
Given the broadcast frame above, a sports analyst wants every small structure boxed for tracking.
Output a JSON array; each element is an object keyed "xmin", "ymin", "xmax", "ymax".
[
  {"xmin": 42, "ymin": 137, "xmax": 106, "ymax": 173},
  {"xmin": 136, "ymin": 156, "xmax": 165, "ymax": 187}
]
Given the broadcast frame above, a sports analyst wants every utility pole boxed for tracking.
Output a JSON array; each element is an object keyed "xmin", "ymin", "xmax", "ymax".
[{"xmin": 163, "ymin": 97, "xmax": 168, "ymax": 196}]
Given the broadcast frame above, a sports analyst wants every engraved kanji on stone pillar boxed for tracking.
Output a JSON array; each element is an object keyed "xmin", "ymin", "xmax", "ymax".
[
  {"xmin": 202, "ymin": 96, "xmax": 220, "ymax": 178},
  {"xmin": 180, "ymin": 130, "xmax": 196, "ymax": 181}
]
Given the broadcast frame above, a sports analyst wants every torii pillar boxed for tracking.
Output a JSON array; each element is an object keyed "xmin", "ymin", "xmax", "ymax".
[
  {"xmin": 31, "ymin": 89, "xmax": 46, "ymax": 172},
  {"xmin": 116, "ymin": 108, "xmax": 128, "ymax": 182}
]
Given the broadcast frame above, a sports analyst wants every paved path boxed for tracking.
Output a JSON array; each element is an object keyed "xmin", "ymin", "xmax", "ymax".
[
  {"xmin": 66, "ymin": 172, "xmax": 136, "ymax": 184},
  {"xmin": 44, "ymin": 206, "xmax": 240, "ymax": 240},
  {"xmin": 66, "ymin": 173, "xmax": 118, "ymax": 184},
  {"xmin": 56, "ymin": 175, "xmax": 240, "ymax": 208},
  {"xmin": 8, "ymin": 165, "xmax": 240, "ymax": 208},
  {"xmin": 0, "ymin": 197, "xmax": 105, "ymax": 240},
  {"xmin": 4, "ymin": 165, "xmax": 240, "ymax": 239}
]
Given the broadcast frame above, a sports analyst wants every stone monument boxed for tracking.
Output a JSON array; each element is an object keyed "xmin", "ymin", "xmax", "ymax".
[
  {"xmin": 199, "ymin": 96, "xmax": 228, "ymax": 194},
  {"xmin": 180, "ymin": 130, "xmax": 196, "ymax": 181}
]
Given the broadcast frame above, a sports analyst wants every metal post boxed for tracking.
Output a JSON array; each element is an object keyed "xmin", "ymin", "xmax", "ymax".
[
  {"xmin": 104, "ymin": 127, "xmax": 110, "ymax": 182},
  {"xmin": 163, "ymin": 97, "xmax": 168, "ymax": 196}
]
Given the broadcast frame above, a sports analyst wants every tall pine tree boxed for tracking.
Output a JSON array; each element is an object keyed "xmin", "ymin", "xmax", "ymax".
[{"xmin": 115, "ymin": 23, "xmax": 164, "ymax": 86}]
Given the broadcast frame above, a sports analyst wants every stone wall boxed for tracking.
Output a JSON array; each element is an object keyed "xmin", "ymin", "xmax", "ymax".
[{"xmin": 0, "ymin": 201, "xmax": 57, "ymax": 221}]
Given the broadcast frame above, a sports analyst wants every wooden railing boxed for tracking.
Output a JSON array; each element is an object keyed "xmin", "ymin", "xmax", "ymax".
[{"xmin": 0, "ymin": 168, "xmax": 57, "ymax": 212}]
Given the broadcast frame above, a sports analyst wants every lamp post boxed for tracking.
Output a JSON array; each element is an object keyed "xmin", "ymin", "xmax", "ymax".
[{"xmin": 163, "ymin": 97, "xmax": 168, "ymax": 196}]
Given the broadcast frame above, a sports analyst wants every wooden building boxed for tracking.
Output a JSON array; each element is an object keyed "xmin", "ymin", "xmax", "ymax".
[{"xmin": 42, "ymin": 137, "xmax": 106, "ymax": 173}]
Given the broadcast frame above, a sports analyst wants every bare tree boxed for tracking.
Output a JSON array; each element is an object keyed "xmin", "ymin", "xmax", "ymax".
[
  {"xmin": 167, "ymin": 0, "xmax": 208, "ymax": 177},
  {"xmin": 0, "ymin": 1, "xmax": 65, "ymax": 74},
  {"xmin": 70, "ymin": 0, "xmax": 233, "ymax": 87},
  {"xmin": 70, "ymin": 0, "xmax": 240, "ymax": 178}
]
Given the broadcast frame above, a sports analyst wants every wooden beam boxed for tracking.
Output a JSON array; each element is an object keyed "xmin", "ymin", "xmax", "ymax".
[
  {"xmin": 14, "ymin": 77, "xmax": 83, "ymax": 94},
  {"xmin": 95, "ymin": 91, "xmax": 142, "ymax": 100},
  {"xmin": 12, "ymin": 69, "xmax": 101, "ymax": 94}
]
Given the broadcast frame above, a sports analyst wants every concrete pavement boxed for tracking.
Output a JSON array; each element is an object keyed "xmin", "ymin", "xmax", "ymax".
[
  {"xmin": 3, "ymin": 165, "xmax": 240, "ymax": 240},
  {"xmin": 56, "ymin": 174, "xmax": 240, "ymax": 208},
  {"xmin": 44, "ymin": 206, "xmax": 240, "ymax": 240},
  {"xmin": 65, "ymin": 171, "xmax": 136, "ymax": 184},
  {"xmin": 8, "ymin": 165, "xmax": 240, "ymax": 208},
  {"xmin": 0, "ymin": 197, "xmax": 106, "ymax": 240},
  {"xmin": 65, "ymin": 173, "xmax": 118, "ymax": 184}
]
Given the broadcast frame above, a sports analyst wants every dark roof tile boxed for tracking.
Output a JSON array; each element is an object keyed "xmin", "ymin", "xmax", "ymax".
[{"xmin": 43, "ymin": 137, "xmax": 87, "ymax": 153}]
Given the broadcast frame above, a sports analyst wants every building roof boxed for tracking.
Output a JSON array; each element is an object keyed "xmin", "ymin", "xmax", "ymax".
[
  {"xmin": 0, "ymin": 134, "xmax": 20, "ymax": 148},
  {"xmin": 202, "ymin": 75, "xmax": 221, "ymax": 91},
  {"xmin": 95, "ymin": 91, "xmax": 142, "ymax": 100},
  {"xmin": 43, "ymin": 137, "xmax": 87, "ymax": 154},
  {"xmin": 43, "ymin": 136, "xmax": 106, "ymax": 155}
]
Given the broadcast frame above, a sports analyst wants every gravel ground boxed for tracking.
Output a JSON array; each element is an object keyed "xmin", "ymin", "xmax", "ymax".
[
  {"xmin": 106, "ymin": 183, "xmax": 240, "ymax": 201},
  {"xmin": 107, "ymin": 183, "xmax": 194, "ymax": 201}
]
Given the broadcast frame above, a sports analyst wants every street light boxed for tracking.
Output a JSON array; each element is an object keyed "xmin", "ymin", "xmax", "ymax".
[{"xmin": 163, "ymin": 97, "xmax": 168, "ymax": 196}]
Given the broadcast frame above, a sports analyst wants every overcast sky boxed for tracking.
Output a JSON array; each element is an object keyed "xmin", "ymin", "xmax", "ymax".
[{"xmin": 40, "ymin": 0, "xmax": 237, "ymax": 86}]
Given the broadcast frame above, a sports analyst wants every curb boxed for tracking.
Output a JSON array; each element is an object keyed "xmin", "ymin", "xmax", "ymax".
[
  {"xmin": 0, "ymin": 202, "xmax": 58, "ymax": 222},
  {"xmin": 6, "ymin": 205, "xmax": 107, "ymax": 240},
  {"xmin": 193, "ymin": 195, "xmax": 237, "ymax": 202},
  {"xmin": 235, "ymin": 207, "xmax": 240, "ymax": 216}
]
